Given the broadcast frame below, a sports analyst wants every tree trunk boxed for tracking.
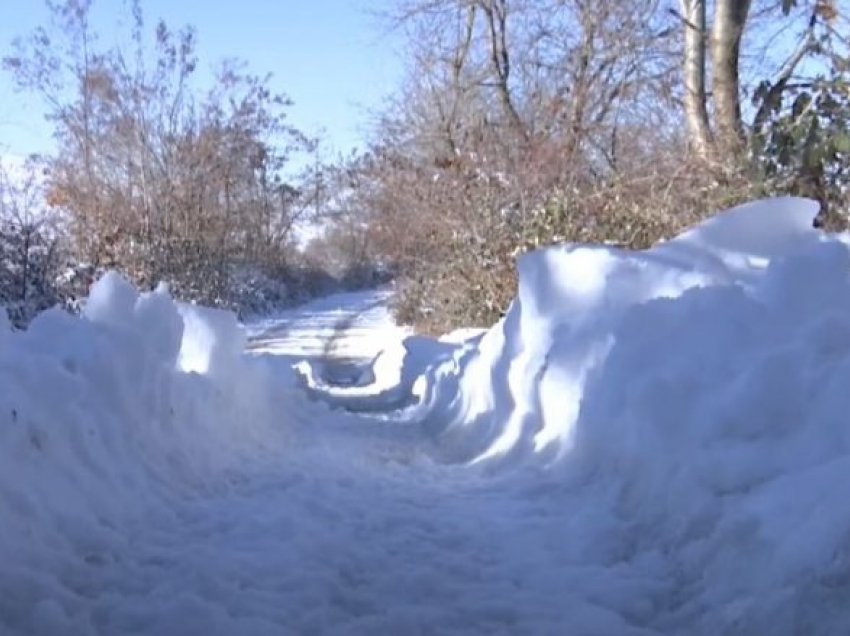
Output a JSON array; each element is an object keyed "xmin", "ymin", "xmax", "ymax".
[
  {"xmin": 21, "ymin": 229, "xmax": 30, "ymax": 302},
  {"xmin": 712, "ymin": 0, "xmax": 751, "ymax": 152},
  {"xmin": 680, "ymin": 0, "xmax": 712, "ymax": 158},
  {"xmin": 479, "ymin": 0, "xmax": 528, "ymax": 142}
]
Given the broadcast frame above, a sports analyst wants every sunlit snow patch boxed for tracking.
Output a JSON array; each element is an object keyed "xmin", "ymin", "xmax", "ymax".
[{"xmin": 412, "ymin": 197, "xmax": 823, "ymax": 465}]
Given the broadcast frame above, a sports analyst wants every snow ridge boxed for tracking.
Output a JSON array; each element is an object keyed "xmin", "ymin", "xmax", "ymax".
[
  {"xmin": 6, "ymin": 196, "xmax": 850, "ymax": 634},
  {"xmin": 399, "ymin": 197, "xmax": 850, "ymax": 632}
]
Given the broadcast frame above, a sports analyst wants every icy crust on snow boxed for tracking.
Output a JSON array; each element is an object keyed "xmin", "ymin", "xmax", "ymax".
[
  {"xmin": 0, "ymin": 272, "xmax": 291, "ymax": 633},
  {"xmin": 402, "ymin": 197, "xmax": 850, "ymax": 630}
]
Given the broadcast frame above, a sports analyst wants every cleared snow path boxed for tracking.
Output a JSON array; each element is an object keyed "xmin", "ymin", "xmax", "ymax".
[
  {"xmin": 0, "ymin": 288, "xmax": 634, "ymax": 635},
  {"xmin": 0, "ymin": 287, "xmax": 668, "ymax": 636},
  {"xmin": 44, "ymin": 438, "xmax": 653, "ymax": 636},
  {"xmin": 9, "ymin": 200, "xmax": 850, "ymax": 635}
]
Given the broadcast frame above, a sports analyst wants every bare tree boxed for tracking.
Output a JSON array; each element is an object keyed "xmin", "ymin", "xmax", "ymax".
[
  {"xmin": 4, "ymin": 0, "xmax": 311, "ymax": 310},
  {"xmin": 364, "ymin": 0, "xmax": 694, "ymax": 330},
  {"xmin": 680, "ymin": 0, "xmax": 713, "ymax": 157},
  {"xmin": 677, "ymin": 0, "xmax": 752, "ymax": 158},
  {"xmin": 0, "ymin": 158, "xmax": 65, "ymax": 323},
  {"xmin": 712, "ymin": 0, "xmax": 752, "ymax": 150},
  {"xmin": 478, "ymin": 0, "xmax": 527, "ymax": 141}
]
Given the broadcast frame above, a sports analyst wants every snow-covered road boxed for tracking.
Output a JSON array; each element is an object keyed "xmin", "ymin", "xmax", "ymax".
[
  {"xmin": 9, "ymin": 197, "xmax": 850, "ymax": 636},
  {"xmin": 0, "ymin": 287, "xmax": 643, "ymax": 636},
  {"xmin": 246, "ymin": 288, "xmax": 408, "ymax": 361},
  {"xmin": 1, "ymin": 288, "xmax": 657, "ymax": 635},
  {"xmin": 59, "ymin": 433, "xmax": 625, "ymax": 636}
]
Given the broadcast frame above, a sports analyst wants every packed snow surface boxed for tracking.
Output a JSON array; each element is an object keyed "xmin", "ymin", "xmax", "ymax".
[{"xmin": 3, "ymin": 197, "xmax": 850, "ymax": 634}]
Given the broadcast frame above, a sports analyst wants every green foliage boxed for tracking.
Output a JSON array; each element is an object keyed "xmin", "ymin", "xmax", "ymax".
[
  {"xmin": 751, "ymin": 78, "xmax": 850, "ymax": 228},
  {"xmin": 747, "ymin": 0, "xmax": 850, "ymax": 228}
]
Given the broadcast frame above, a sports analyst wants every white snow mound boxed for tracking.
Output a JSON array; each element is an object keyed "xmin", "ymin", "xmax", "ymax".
[
  {"xmin": 7, "ymin": 195, "xmax": 850, "ymax": 634},
  {"xmin": 0, "ymin": 273, "xmax": 291, "ymax": 631},
  {"xmin": 414, "ymin": 196, "xmax": 825, "ymax": 463},
  {"xmin": 402, "ymin": 196, "xmax": 850, "ymax": 629}
]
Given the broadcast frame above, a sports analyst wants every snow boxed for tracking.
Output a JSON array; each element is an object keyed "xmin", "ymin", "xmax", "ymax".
[
  {"xmin": 247, "ymin": 288, "xmax": 414, "ymax": 410},
  {"xmin": 246, "ymin": 287, "xmax": 408, "ymax": 360},
  {"xmin": 5, "ymin": 196, "xmax": 850, "ymax": 634},
  {"xmin": 393, "ymin": 196, "xmax": 850, "ymax": 632}
]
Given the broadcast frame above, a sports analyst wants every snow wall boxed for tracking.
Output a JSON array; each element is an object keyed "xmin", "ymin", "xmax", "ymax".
[
  {"xmin": 398, "ymin": 196, "xmax": 850, "ymax": 630},
  {"xmin": 0, "ymin": 272, "xmax": 293, "ymax": 625},
  {"xmin": 410, "ymin": 197, "xmax": 834, "ymax": 464}
]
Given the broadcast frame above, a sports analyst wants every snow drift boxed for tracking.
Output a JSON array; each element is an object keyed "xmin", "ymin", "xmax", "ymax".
[
  {"xmin": 397, "ymin": 196, "xmax": 850, "ymax": 632},
  {"xmin": 7, "ymin": 195, "xmax": 850, "ymax": 634},
  {"xmin": 0, "ymin": 272, "xmax": 292, "ymax": 633},
  {"xmin": 412, "ymin": 196, "xmax": 826, "ymax": 463}
]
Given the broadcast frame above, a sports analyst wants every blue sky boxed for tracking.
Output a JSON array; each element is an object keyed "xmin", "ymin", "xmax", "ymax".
[{"xmin": 0, "ymin": 0, "xmax": 403, "ymax": 161}]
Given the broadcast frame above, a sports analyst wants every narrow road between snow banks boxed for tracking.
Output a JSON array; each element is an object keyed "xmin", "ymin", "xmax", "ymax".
[
  {"xmin": 0, "ymin": 287, "xmax": 633, "ymax": 636},
  {"xmin": 221, "ymin": 289, "xmax": 669, "ymax": 636},
  {"xmin": 7, "ymin": 199, "xmax": 849, "ymax": 636},
  {"xmin": 4, "ymin": 288, "xmax": 658, "ymax": 636},
  {"xmin": 0, "ymin": 282, "xmax": 784, "ymax": 636}
]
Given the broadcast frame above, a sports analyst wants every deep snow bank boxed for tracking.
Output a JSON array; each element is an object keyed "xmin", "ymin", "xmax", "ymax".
[
  {"xmin": 0, "ymin": 272, "xmax": 291, "ymax": 628},
  {"xmin": 414, "ymin": 197, "xmax": 826, "ymax": 463},
  {"xmin": 404, "ymin": 196, "xmax": 850, "ymax": 630}
]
